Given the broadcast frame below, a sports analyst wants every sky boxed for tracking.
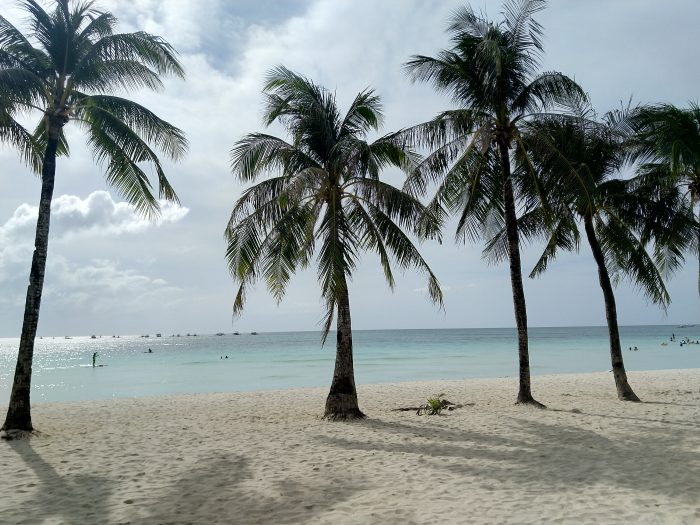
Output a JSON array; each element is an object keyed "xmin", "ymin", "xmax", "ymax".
[{"xmin": 0, "ymin": 0, "xmax": 698, "ymax": 337}]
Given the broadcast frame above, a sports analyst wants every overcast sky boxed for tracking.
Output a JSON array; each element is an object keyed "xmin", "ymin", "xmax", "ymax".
[{"xmin": 0, "ymin": 0, "xmax": 698, "ymax": 337}]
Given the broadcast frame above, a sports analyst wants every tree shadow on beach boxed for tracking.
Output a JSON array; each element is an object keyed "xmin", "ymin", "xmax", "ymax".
[
  {"xmin": 548, "ymin": 406, "xmax": 700, "ymax": 429},
  {"xmin": 5, "ymin": 439, "xmax": 115, "ymax": 524},
  {"xmin": 316, "ymin": 411, "xmax": 700, "ymax": 507},
  {"xmin": 136, "ymin": 451, "xmax": 363, "ymax": 525},
  {"xmin": 319, "ymin": 417, "xmax": 519, "ymax": 462}
]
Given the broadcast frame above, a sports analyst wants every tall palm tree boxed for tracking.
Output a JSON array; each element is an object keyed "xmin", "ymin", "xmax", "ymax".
[
  {"xmin": 226, "ymin": 67, "xmax": 443, "ymax": 420},
  {"xmin": 1, "ymin": 0, "xmax": 187, "ymax": 434},
  {"xmin": 628, "ymin": 103, "xmax": 700, "ymax": 297},
  {"xmin": 499, "ymin": 107, "xmax": 693, "ymax": 401},
  {"xmin": 402, "ymin": 0, "xmax": 583, "ymax": 406}
]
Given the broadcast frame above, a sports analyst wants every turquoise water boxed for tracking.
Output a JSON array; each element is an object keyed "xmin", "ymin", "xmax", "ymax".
[{"xmin": 0, "ymin": 325, "xmax": 698, "ymax": 404}]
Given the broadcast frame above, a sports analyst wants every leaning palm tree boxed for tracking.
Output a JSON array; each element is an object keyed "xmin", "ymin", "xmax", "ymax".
[
  {"xmin": 498, "ymin": 107, "xmax": 693, "ymax": 401},
  {"xmin": 1, "ymin": 0, "xmax": 187, "ymax": 434},
  {"xmin": 628, "ymin": 103, "xmax": 700, "ymax": 296},
  {"xmin": 402, "ymin": 0, "xmax": 583, "ymax": 406},
  {"xmin": 226, "ymin": 66, "xmax": 443, "ymax": 420}
]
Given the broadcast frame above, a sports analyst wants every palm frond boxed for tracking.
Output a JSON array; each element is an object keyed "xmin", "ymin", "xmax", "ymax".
[
  {"xmin": 339, "ymin": 88, "xmax": 382, "ymax": 137},
  {"xmin": 362, "ymin": 199, "xmax": 444, "ymax": 307},
  {"xmin": 231, "ymin": 132, "xmax": 320, "ymax": 182},
  {"xmin": 596, "ymin": 211, "xmax": 671, "ymax": 307},
  {"xmin": 77, "ymin": 94, "xmax": 187, "ymax": 159},
  {"xmin": 0, "ymin": 109, "xmax": 41, "ymax": 170},
  {"xmin": 75, "ymin": 94, "xmax": 185, "ymax": 214},
  {"xmin": 512, "ymin": 72, "xmax": 587, "ymax": 116}
]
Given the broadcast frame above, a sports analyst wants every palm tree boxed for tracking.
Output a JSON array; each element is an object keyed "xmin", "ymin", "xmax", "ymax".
[
  {"xmin": 226, "ymin": 67, "xmax": 443, "ymax": 420},
  {"xmin": 504, "ymin": 107, "xmax": 693, "ymax": 401},
  {"xmin": 628, "ymin": 103, "xmax": 700, "ymax": 296},
  {"xmin": 402, "ymin": 0, "xmax": 583, "ymax": 406},
  {"xmin": 1, "ymin": 0, "xmax": 187, "ymax": 434}
]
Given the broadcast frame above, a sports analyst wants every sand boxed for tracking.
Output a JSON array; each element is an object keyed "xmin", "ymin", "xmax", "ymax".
[{"xmin": 1, "ymin": 369, "xmax": 699, "ymax": 524}]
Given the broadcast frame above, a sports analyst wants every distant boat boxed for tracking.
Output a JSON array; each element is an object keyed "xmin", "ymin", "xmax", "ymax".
[
  {"xmin": 215, "ymin": 332, "xmax": 224, "ymax": 336},
  {"xmin": 251, "ymin": 332, "xmax": 258, "ymax": 335},
  {"xmin": 156, "ymin": 333, "xmax": 162, "ymax": 338},
  {"xmin": 90, "ymin": 335, "xmax": 97, "ymax": 339},
  {"xmin": 233, "ymin": 332, "xmax": 240, "ymax": 335},
  {"xmin": 64, "ymin": 336, "xmax": 71, "ymax": 339}
]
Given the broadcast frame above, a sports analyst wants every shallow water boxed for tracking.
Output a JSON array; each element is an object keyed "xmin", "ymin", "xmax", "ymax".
[{"xmin": 0, "ymin": 325, "xmax": 698, "ymax": 403}]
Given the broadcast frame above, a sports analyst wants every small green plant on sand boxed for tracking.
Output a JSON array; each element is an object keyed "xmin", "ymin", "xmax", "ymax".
[{"xmin": 418, "ymin": 393, "xmax": 449, "ymax": 415}]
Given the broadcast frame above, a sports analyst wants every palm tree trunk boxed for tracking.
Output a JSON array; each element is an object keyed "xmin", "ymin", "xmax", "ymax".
[
  {"xmin": 323, "ymin": 274, "xmax": 365, "ymax": 420},
  {"xmin": 583, "ymin": 215, "xmax": 640, "ymax": 402},
  {"xmin": 498, "ymin": 141, "xmax": 543, "ymax": 408},
  {"xmin": 2, "ymin": 129, "xmax": 60, "ymax": 433}
]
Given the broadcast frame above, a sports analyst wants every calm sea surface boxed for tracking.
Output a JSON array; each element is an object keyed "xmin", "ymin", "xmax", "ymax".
[{"xmin": 0, "ymin": 325, "xmax": 698, "ymax": 404}]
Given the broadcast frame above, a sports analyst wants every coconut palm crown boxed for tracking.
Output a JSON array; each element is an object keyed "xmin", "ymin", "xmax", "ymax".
[
  {"xmin": 627, "ymin": 103, "xmax": 700, "ymax": 295},
  {"xmin": 226, "ymin": 66, "xmax": 443, "ymax": 419},
  {"xmin": 402, "ymin": 0, "xmax": 584, "ymax": 406},
  {"xmin": 1, "ymin": 0, "xmax": 187, "ymax": 433}
]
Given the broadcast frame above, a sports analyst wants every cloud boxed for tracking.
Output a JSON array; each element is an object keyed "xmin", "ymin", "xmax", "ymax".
[
  {"xmin": 0, "ymin": 191, "xmax": 188, "ymax": 331},
  {"xmin": 0, "ymin": 191, "xmax": 189, "ymax": 245},
  {"xmin": 413, "ymin": 285, "xmax": 453, "ymax": 296},
  {"xmin": 42, "ymin": 257, "xmax": 183, "ymax": 313},
  {"xmin": 0, "ymin": 252, "xmax": 185, "ymax": 337}
]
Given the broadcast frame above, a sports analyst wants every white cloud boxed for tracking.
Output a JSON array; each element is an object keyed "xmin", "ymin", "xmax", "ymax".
[
  {"xmin": 0, "ymin": 191, "xmax": 189, "ymax": 244},
  {"xmin": 414, "ymin": 285, "xmax": 452, "ymax": 295},
  {"xmin": 43, "ymin": 257, "xmax": 183, "ymax": 313},
  {"xmin": 0, "ymin": 191, "xmax": 188, "ymax": 331}
]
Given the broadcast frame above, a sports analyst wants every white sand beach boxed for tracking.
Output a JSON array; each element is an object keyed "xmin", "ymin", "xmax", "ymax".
[{"xmin": 1, "ymin": 369, "xmax": 699, "ymax": 525}]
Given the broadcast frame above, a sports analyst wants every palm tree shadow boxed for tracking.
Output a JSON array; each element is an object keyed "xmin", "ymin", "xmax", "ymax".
[
  {"xmin": 317, "ymin": 414, "xmax": 700, "ymax": 505},
  {"xmin": 549, "ymin": 407, "xmax": 700, "ymax": 428},
  {"xmin": 641, "ymin": 400, "xmax": 698, "ymax": 408},
  {"xmin": 137, "ymin": 451, "xmax": 362, "ymax": 525},
  {"xmin": 447, "ymin": 417, "xmax": 700, "ymax": 504},
  {"xmin": 7, "ymin": 439, "xmax": 114, "ymax": 523}
]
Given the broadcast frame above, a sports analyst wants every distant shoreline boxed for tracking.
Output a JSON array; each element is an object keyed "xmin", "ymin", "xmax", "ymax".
[{"xmin": 0, "ymin": 322, "xmax": 697, "ymax": 340}]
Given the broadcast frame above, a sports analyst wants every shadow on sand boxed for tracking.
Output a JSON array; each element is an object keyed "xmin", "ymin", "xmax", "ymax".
[
  {"xmin": 316, "ymin": 410, "xmax": 700, "ymax": 506},
  {"xmin": 6, "ymin": 439, "xmax": 114, "ymax": 524},
  {"xmin": 135, "ymin": 451, "xmax": 362, "ymax": 525}
]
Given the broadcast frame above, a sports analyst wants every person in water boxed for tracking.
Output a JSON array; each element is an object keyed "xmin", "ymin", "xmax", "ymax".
[{"xmin": 92, "ymin": 352, "xmax": 98, "ymax": 367}]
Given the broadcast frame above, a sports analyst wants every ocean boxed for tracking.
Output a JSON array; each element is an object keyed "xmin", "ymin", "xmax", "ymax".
[{"xmin": 0, "ymin": 325, "xmax": 698, "ymax": 404}]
